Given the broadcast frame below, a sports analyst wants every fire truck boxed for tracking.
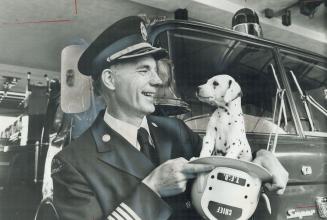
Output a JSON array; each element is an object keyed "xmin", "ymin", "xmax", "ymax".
[{"xmin": 0, "ymin": 12, "xmax": 326, "ymax": 220}]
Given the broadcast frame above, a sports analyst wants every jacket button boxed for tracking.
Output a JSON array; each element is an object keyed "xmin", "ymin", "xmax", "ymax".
[{"xmin": 102, "ymin": 134, "xmax": 111, "ymax": 142}]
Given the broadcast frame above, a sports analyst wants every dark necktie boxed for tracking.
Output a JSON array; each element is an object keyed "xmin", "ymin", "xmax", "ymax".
[{"xmin": 137, "ymin": 127, "xmax": 158, "ymax": 165}]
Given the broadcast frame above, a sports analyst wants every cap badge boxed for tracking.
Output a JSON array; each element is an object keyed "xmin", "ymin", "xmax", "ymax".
[{"xmin": 140, "ymin": 22, "xmax": 148, "ymax": 41}]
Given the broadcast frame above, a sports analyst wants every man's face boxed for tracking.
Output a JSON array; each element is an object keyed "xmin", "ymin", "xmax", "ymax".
[{"xmin": 109, "ymin": 55, "xmax": 162, "ymax": 118}]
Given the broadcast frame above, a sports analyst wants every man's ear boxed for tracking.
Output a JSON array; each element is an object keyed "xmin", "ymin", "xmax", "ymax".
[{"xmin": 101, "ymin": 69, "xmax": 115, "ymax": 90}]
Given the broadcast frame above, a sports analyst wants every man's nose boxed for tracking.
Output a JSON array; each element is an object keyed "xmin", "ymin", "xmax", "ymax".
[{"xmin": 150, "ymin": 71, "xmax": 163, "ymax": 86}]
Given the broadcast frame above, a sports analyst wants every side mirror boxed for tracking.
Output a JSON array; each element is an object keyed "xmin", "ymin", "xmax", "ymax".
[{"xmin": 61, "ymin": 45, "xmax": 92, "ymax": 114}]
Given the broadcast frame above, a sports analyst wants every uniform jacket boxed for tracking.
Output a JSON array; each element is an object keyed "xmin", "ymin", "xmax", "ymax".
[{"xmin": 52, "ymin": 112, "xmax": 203, "ymax": 220}]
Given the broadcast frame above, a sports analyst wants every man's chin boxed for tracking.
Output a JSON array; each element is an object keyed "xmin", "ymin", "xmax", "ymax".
[
  {"xmin": 136, "ymin": 102, "xmax": 155, "ymax": 116},
  {"xmin": 144, "ymin": 105, "xmax": 155, "ymax": 114}
]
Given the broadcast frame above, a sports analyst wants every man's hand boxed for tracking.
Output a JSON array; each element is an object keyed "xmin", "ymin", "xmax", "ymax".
[
  {"xmin": 142, "ymin": 157, "xmax": 214, "ymax": 197},
  {"xmin": 252, "ymin": 150, "xmax": 289, "ymax": 195}
]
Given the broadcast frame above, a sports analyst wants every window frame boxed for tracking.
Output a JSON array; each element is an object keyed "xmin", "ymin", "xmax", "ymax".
[
  {"xmin": 278, "ymin": 48, "xmax": 327, "ymax": 138},
  {"xmin": 149, "ymin": 20, "xmax": 327, "ymax": 140}
]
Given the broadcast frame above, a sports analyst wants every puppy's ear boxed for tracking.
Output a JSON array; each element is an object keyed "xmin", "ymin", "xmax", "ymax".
[{"xmin": 224, "ymin": 79, "xmax": 242, "ymax": 103}]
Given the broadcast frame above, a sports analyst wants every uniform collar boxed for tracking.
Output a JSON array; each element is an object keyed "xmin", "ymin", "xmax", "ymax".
[
  {"xmin": 103, "ymin": 109, "xmax": 150, "ymax": 150},
  {"xmin": 92, "ymin": 111, "xmax": 155, "ymax": 179},
  {"xmin": 91, "ymin": 112, "xmax": 173, "ymax": 179}
]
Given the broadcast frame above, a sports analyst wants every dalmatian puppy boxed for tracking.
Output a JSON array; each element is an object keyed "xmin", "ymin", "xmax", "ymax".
[{"xmin": 196, "ymin": 74, "xmax": 252, "ymax": 161}]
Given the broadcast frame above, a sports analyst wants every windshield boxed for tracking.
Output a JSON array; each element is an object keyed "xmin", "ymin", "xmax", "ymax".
[
  {"xmin": 154, "ymin": 29, "xmax": 294, "ymax": 135},
  {"xmin": 281, "ymin": 52, "xmax": 327, "ymax": 134}
]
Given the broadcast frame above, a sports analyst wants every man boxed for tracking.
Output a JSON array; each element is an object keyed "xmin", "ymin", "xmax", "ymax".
[{"xmin": 52, "ymin": 16, "xmax": 288, "ymax": 220}]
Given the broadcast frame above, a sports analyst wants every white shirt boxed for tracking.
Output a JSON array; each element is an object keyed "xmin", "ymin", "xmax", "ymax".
[{"xmin": 103, "ymin": 110, "xmax": 152, "ymax": 151}]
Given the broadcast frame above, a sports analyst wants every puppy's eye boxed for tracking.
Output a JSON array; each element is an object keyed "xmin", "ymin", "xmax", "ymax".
[{"xmin": 213, "ymin": 81, "xmax": 219, "ymax": 86}]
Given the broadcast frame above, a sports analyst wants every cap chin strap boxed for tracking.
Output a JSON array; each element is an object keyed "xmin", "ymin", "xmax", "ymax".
[{"xmin": 107, "ymin": 42, "xmax": 153, "ymax": 62}]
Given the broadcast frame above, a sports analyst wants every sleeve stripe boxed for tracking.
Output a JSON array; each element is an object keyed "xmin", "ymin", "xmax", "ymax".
[
  {"xmin": 116, "ymin": 207, "xmax": 133, "ymax": 220},
  {"xmin": 120, "ymin": 203, "xmax": 141, "ymax": 220},
  {"xmin": 112, "ymin": 211, "xmax": 124, "ymax": 220},
  {"xmin": 108, "ymin": 216, "xmax": 117, "ymax": 220}
]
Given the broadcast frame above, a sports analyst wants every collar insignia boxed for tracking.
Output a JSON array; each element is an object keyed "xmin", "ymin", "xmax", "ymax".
[
  {"xmin": 151, "ymin": 122, "xmax": 158, "ymax": 128},
  {"xmin": 102, "ymin": 134, "xmax": 111, "ymax": 142}
]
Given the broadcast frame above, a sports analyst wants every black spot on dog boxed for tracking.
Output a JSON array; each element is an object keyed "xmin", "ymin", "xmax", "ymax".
[
  {"xmin": 228, "ymin": 123, "xmax": 231, "ymax": 125},
  {"xmin": 219, "ymin": 136, "xmax": 221, "ymax": 140},
  {"xmin": 228, "ymin": 80, "xmax": 232, "ymax": 88},
  {"xmin": 237, "ymin": 156, "xmax": 240, "ymax": 159},
  {"xmin": 224, "ymin": 142, "xmax": 227, "ymax": 146},
  {"xmin": 215, "ymin": 127, "xmax": 217, "ymax": 131},
  {"xmin": 232, "ymin": 142, "xmax": 235, "ymax": 145},
  {"xmin": 213, "ymin": 81, "xmax": 219, "ymax": 86},
  {"xmin": 215, "ymin": 150, "xmax": 227, "ymax": 156},
  {"xmin": 246, "ymin": 150, "xmax": 249, "ymax": 153},
  {"xmin": 235, "ymin": 120, "xmax": 238, "ymax": 123},
  {"xmin": 205, "ymin": 141, "xmax": 209, "ymax": 144},
  {"xmin": 225, "ymin": 103, "xmax": 229, "ymax": 107},
  {"xmin": 227, "ymin": 112, "xmax": 230, "ymax": 115}
]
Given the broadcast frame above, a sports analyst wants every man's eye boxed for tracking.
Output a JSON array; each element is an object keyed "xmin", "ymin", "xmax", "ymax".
[
  {"xmin": 138, "ymin": 70, "xmax": 154, "ymax": 78},
  {"xmin": 213, "ymin": 81, "xmax": 219, "ymax": 86},
  {"xmin": 138, "ymin": 69, "xmax": 149, "ymax": 74}
]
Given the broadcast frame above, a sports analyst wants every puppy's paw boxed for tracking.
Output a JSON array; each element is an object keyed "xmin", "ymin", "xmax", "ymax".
[
  {"xmin": 224, "ymin": 148, "xmax": 239, "ymax": 159},
  {"xmin": 225, "ymin": 148, "xmax": 251, "ymax": 161},
  {"xmin": 199, "ymin": 149, "xmax": 212, "ymax": 158},
  {"xmin": 200, "ymin": 136, "xmax": 215, "ymax": 157},
  {"xmin": 238, "ymin": 153, "xmax": 253, "ymax": 162},
  {"xmin": 231, "ymin": 148, "xmax": 252, "ymax": 161}
]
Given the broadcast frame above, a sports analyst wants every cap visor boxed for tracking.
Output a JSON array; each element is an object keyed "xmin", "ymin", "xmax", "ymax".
[{"xmin": 78, "ymin": 53, "xmax": 92, "ymax": 76}]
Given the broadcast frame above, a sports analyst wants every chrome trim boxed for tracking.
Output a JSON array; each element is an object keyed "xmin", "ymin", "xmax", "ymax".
[{"xmin": 232, "ymin": 23, "xmax": 263, "ymax": 38}]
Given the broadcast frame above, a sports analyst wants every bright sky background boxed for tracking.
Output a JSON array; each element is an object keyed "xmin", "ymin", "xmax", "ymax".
[{"xmin": 0, "ymin": 116, "xmax": 16, "ymax": 132}]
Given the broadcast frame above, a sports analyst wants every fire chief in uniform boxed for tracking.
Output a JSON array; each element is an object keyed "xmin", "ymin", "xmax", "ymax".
[{"xmin": 52, "ymin": 16, "xmax": 288, "ymax": 220}]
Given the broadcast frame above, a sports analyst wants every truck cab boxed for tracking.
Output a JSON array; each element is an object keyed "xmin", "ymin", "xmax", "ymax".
[{"xmin": 148, "ymin": 19, "xmax": 327, "ymax": 219}]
